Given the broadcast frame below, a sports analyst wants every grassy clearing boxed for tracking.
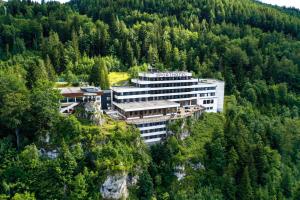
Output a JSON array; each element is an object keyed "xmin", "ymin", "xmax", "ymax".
[
  {"xmin": 108, "ymin": 72, "xmax": 129, "ymax": 86},
  {"xmin": 54, "ymin": 82, "xmax": 71, "ymax": 88}
]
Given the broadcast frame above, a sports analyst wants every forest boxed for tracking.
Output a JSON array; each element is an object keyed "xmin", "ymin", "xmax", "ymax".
[{"xmin": 0, "ymin": 0, "xmax": 300, "ymax": 199}]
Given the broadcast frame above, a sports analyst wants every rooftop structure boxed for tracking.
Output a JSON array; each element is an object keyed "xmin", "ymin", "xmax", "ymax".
[{"xmin": 111, "ymin": 70, "xmax": 225, "ymax": 144}]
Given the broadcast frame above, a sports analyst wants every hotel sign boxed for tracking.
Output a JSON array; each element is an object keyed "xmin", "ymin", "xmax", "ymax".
[{"xmin": 156, "ymin": 72, "xmax": 189, "ymax": 77}]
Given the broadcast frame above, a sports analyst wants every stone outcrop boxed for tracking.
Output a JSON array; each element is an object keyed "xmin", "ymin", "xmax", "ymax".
[
  {"xmin": 39, "ymin": 148, "xmax": 59, "ymax": 159},
  {"xmin": 127, "ymin": 174, "xmax": 139, "ymax": 186},
  {"xmin": 174, "ymin": 165, "xmax": 186, "ymax": 181},
  {"xmin": 84, "ymin": 102, "xmax": 103, "ymax": 125},
  {"xmin": 100, "ymin": 174, "xmax": 128, "ymax": 199},
  {"xmin": 100, "ymin": 172, "xmax": 141, "ymax": 199},
  {"xmin": 180, "ymin": 129, "xmax": 190, "ymax": 140},
  {"xmin": 191, "ymin": 162, "xmax": 205, "ymax": 170}
]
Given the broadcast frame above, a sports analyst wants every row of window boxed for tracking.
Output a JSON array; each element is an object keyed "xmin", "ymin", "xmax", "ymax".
[
  {"xmin": 206, "ymin": 107, "xmax": 214, "ymax": 110},
  {"xmin": 143, "ymin": 134, "xmax": 167, "ymax": 140},
  {"xmin": 141, "ymin": 127, "xmax": 167, "ymax": 134},
  {"xmin": 60, "ymin": 96, "xmax": 100, "ymax": 103},
  {"xmin": 116, "ymin": 94, "xmax": 196, "ymax": 103},
  {"xmin": 115, "ymin": 87, "xmax": 216, "ymax": 97},
  {"xmin": 135, "ymin": 82, "xmax": 196, "ymax": 88},
  {"xmin": 136, "ymin": 121, "xmax": 167, "ymax": 128},
  {"xmin": 122, "ymin": 88, "xmax": 193, "ymax": 96},
  {"xmin": 194, "ymin": 87, "xmax": 216, "ymax": 91},
  {"xmin": 149, "ymin": 88, "xmax": 192, "ymax": 94},
  {"xmin": 203, "ymin": 99, "xmax": 214, "ymax": 104},
  {"xmin": 139, "ymin": 76, "xmax": 191, "ymax": 81},
  {"xmin": 199, "ymin": 92, "xmax": 215, "ymax": 97},
  {"xmin": 127, "ymin": 109, "xmax": 165, "ymax": 117}
]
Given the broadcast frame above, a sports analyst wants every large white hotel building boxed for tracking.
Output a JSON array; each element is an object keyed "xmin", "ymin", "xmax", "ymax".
[{"xmin": 111, "ymin": 70, "xmax": 225, "ymax": 144}]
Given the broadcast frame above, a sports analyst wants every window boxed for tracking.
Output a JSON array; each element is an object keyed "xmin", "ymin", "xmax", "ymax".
[{"xmin": 68, "ymin": 97, "xmax": 75, "ymax": 102}]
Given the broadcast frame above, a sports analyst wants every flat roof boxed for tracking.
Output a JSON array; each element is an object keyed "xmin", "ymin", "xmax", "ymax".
[
  {"xmin": 57, "ymin": 86, "xmax": 102, "ymax": 97},
  {"xmin": 139, "ymin": 71, "xmax": 192, "ymax": 77},
  {"xmin": 111, "ymin": 86, "xmax": 149, "ymax": 92},
  {"xmin": 198, "ymin": 79, "xmax": 224, "ymax": 84},
  {"xmin": 114, "ymin": 100, "xmax": 180, "ymax": 112},
  {"xmin": 58, "ymin": 87, "xmax": 82, "ymax": 94},
  {"xmin": 131, "ymin": 78, "xmax": 199, "ymax": 85}
]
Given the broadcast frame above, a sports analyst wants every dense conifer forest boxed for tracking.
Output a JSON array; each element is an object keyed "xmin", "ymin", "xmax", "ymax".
[{"xmin": 0, "ymin": 0, "xmax": 300, "ymax": 199}]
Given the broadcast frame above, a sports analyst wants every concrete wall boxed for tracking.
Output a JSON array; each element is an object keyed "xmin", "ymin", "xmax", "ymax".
[{"xmin": 216, "ymin": 81, "xmax": 225, "ymax": 112}]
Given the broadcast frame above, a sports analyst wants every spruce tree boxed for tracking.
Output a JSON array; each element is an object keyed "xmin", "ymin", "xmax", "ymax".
[
  {"xmin": 239, "ymin": 166, "xmax": 253, "ymax": 200},
  {"xmin": 138, "ymin": 171, "xmax": 153, "ymax": 200}
]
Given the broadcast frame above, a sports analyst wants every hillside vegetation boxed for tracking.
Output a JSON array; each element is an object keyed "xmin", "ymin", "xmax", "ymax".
[{"xmin": 0, "ymin": 0, "xmax": 300, "ymax": 199}]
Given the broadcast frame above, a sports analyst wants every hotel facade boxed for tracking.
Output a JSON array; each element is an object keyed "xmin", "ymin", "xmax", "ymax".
[{"xmin": 111, "ymin": 71, "xmax": 225, "ymax": 144}]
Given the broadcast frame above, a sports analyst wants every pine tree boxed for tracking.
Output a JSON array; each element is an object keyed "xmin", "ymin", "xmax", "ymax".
[
  {"xmin": 239, "ymin": 166, "xmax": 253, "ymax": 200},
  {"xmin": 71, "ymin": 31, "xmax": 80, "ymax": 64},
  {"xmin": 69, "ymin": 173, "xmax": 87, "ymax": 200},
  {"xmin": 89, "ymin": 59, "xmax": 101, "ymax": 87},
  {"xmin": 147, "ymin": 44, "xmax": 159, "ymax": 65},
  {"xmin": 138, "ymin": 171, "xmax": 153, "ymax": 200},
  {"xmin": 42, "ymin": 31, "xmax": 65, "ymax": 73},
  {"xmin": 89, "ymin": 58, "xmax": 110, "ymax": 89},
  {"xmin": 99, "ymin": 59, "xmax": 110, "ymax": 90},
  {"xmin": 12, "ymin": 37, "xmax": 26, "ymax": 55},
  {"xmin": 162, "ymin": 38, "xmax": 172, "ymax": 68},
  {"xmin": 44, "ymin": 55, "xmax": 56, "ymax": 82},
  {"xmin": 172, "ymin": 47, "xmax": 180, "ymax": 70},
  {"xmin": 124, "ymin": 40, "xmax": 134, "ymax": 67}
]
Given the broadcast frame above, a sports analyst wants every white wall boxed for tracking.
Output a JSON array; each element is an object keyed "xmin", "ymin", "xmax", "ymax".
[{"xmin": 216, "ymin": 81, "xmax": 225, "ymax": 112}]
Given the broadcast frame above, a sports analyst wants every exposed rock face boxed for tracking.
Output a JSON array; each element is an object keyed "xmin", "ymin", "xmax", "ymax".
[
  {"xmin": 84, "ymin": 102, "xmax": 103, "ymax": 125},
  {"xmin": 39, "ymin": 133, "xmax": 51, "ymax": 144},
  {"xmin": 191, "ymin": 162, "xmax": 205, "ymax": 170},
  {"xmin": 39, "ymin": 148, "xmax": 59, "ymax": 159},
  {"xmin": 127, "ymin": 174, "xmax": 139, "ymax": 186},
  {"xmin": 100, "ymin": 174, "xmax": 128, "ymax": 199},
  {"xmin": 180, "ymin": 130, "xmax": 190, "ymax": 140},
  {"xmin": 174, "ymin": 165, "xmax": 186, "ymax": 181},
  {"xmin": 178, "ymin": 120, "xmax": 190, "ymax": 140}
]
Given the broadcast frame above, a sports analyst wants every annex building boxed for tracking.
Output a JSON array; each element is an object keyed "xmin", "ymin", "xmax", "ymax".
[{"xmin": 58, "ymin": 86, "xmax": 102, "ymax": 113}]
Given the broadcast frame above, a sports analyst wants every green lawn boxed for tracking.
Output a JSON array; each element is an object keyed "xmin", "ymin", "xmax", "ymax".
[
  {"xmin": 54, "ymin": 82, "xmax": 71, "ymax": 88},
  {"xmin": 108, "ymin": 72, "xmax": 129, "ymax": 86}
]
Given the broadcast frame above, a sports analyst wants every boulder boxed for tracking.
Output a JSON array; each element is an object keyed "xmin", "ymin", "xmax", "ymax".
[
  {"xmin": 191, "ymin": 162, "xmax": 205, "ymax": 170},
  {"xmin": 180, "ymin": 130, "xmax": 190, "ymax": 140},
  {"xmin": 84, "ymin": 102, "xmax": 103, "ymax": 125},
  {"xmin": 174, "ymin": 165, "xmax": 186, "ymax": 181},
  {"xmin": 39, "ymin": 148, "xmax": 59, "ymax": 159},
  {"xmin": 100, "ymin": 174, "xmax": 128, "ymax": 199},
  {"xmin": 127, "ymin": 174, "xmax": 139, "ymax": 186}
]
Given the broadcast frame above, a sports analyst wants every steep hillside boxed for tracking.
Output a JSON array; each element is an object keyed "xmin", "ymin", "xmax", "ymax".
[{"xmin": 0, "ymin": 0, "xmax": 300, "ymax": 199}]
